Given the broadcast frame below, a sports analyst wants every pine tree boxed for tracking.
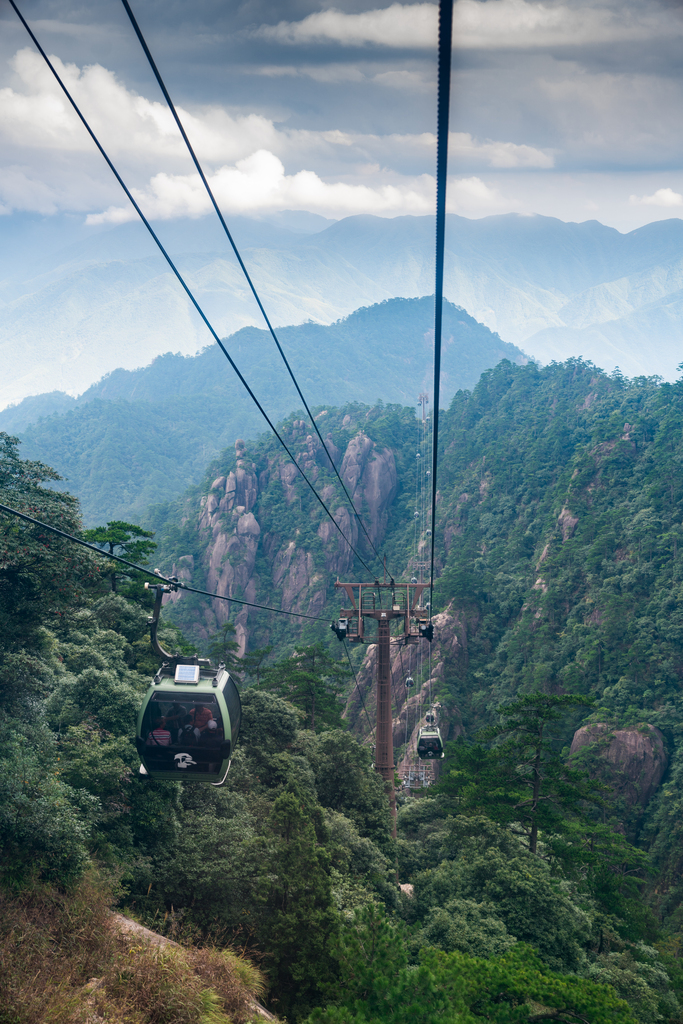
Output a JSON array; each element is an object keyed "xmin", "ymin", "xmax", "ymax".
[
  {"xmin": 207, "ymin": 620, "xmax": 242, "ymax": 678},
  {"xmin": 82, "ymin": 520, "xmax": 155, "ymax": 592},
  {"xmin": 262, "ymin": 643, "xmax": 347, "ymax": 731},
  {"xmin": 435, "ymin": 695, "xmax": 600, "ymax": 855},
  {"xmin": 256, "ymin": 787, "xmax": 338, "ymax": 1019}
]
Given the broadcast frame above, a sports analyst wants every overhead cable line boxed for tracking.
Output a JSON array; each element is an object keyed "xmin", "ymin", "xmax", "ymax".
[
  {"xmin": 342, "ymin": 638, "xmax": 374, "ymax": 738},
  {"xmin": 7, "ymin": 0, "xmax": 374, "ymax": 578},
  {"xmin": 429, "ymin": 0, "xmax": 454, "ymax": 616},
  {"xmin": 398, "ymin": 641, "xmax": 418, "ymax": 771},
  {"xmin": 0, "ymin": 501, "xmax": 328, "ymax": 622},
  {"xmin": 119, "ymin": 0, "xmax": 386, "ymax": 576},
  {"xmin": 399, "ymin": 643, "xmax": 410, "ymax": 756}
]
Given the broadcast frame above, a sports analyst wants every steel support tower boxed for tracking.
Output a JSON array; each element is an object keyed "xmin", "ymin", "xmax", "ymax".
[{"xmin": 334, "ymin": 580, "xmax": 430, "ymax": 837}]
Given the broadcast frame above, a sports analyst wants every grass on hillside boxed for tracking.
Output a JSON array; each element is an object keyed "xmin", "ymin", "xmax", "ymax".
[{"xmin": 0, "ymin": 871, "xmax": 266, "ymax": 1024}]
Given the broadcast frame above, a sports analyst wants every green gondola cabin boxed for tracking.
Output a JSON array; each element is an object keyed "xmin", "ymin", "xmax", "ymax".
[
  {"xmin": 136, "ymin": 583, "xmax": 241, "ymax": 786},
  {"xmin": 416, "ymin": 707, "xmax": 445, "ymax": 760},
  {"xmin": 416, "ymin": 725, "xmax": 444, "ymax": 759}
]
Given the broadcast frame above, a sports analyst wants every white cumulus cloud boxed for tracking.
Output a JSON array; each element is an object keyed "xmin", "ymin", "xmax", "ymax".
[
  {"xmin": 629, "ymin": 187, "xmax": 683, "ymax": 207},
  {"xmin": 0, "ymin": 48, "xmax": 280, "ymax": 163},
  {"xmin": 0, "ymin": 48, "xmax": 543, "ymax": 220},
  {"xmin": 85, "ymin": 150, "xmax": 433, "ymax": 222},
  {"xmin": 89, "ymin": 150, "xmax": 421, "ymax": 222},
  {"xmin": 254, "ymin": 3, "xmax": 437, "ymax": 48},
  {"xmin": 86, "ymin": 152, "xmax": 512, "ymax": 224},
  {"xmin": 254, "ymin": 0, "xmax": 679, "ymax": 51}
]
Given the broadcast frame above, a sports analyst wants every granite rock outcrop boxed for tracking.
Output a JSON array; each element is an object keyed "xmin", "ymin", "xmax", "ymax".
[
  {"xmin": 570, "ymin": 723, "xmax": 668, "ymax": 810},
  {"xmin": 168, "ymin": 427, "xmax": 399, "ymax": 654}
]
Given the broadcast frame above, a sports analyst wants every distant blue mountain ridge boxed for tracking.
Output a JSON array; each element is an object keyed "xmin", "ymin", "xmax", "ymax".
[
  {"xmin": 1, "ymin": 211, "xmax": 682, "ymax": 410},
  {"xmin": 2, "ymin": 296, "xmax": 524, "ymax": 524}
]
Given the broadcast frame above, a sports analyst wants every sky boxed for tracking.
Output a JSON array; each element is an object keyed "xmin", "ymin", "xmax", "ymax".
[{"xmin": 1, "ymin": 0, "xmax": 683, "ymax": 233}]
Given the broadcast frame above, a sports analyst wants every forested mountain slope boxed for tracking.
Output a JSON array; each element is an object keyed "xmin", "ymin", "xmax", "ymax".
[
  {"xmin": 152, "ymin": 358, "xmax": 683, "ymax": 912},
  {"xmin": 4, "ymin": 358, "xmax": 683, "ymax": 1022},
  {"xmin": 3, "ymin": 297, "xmax": 523, "ymax": 524}
]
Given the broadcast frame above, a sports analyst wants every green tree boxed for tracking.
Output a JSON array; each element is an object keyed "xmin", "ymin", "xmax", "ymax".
[
  {"xmin": 308, "ymin": 914, "xmax": 637, "ymax": 1024},
  {"xmin": 207, "ymin": 620, "xmax": 242, "ymax": 677},
  {"xmin": 241, "ymin": 643, "xmax": 273, "ymax": 686},
  {"xmin": 255, "ymin": 787, "xmax": 338, "ymax": 1019},
  {"xmin": 82, "ymin": 520, "xmax": 155, "ymax": 592},
  {"xmin": 435, "ymin": 695, "xmax": 599, "ymax": 856},
  {"xmin": 326, "ymin": 903, "xmax": 409, "ymax": 1011},
  {"xmin": 0, "ymin": 432, "xmax": 99, "ymax": 652},
  {"xmin": 424, "ymin": 943, "xmax": 638, "ymax": 1024},
  {"xmin": 297, "ymin": 729, "xmax": 394, "ymax": 855},
  {"xmin": 410, "ymin": 817, "xmax": 591, "ymax": 973},
  {"xmin": 262, "ymin": 644, "xmax": 347, "ymax": 731},
  {"xmin": 0, "ymin": 715, "xmax": 96, "ymax": 884}
]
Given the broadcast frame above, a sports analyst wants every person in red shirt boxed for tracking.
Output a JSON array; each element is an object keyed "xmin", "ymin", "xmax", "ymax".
[{"xmin": 190, "ymin": 705, "xmax": 217, "ymax": 741}]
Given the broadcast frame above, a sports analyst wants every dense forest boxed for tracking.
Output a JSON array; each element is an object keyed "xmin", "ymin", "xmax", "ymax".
[{"xmin": 2, "ymin": 357, "xmax": 683, "ymax": 1023}]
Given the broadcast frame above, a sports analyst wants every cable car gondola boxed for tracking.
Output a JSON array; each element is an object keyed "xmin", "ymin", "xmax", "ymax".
[
  {"xmin": 136, "ymin": 584, "xmax": 241, "ymax": 786},
  {"xmin": 416, "ymin": 707, "xmax": 444, "ymax": 760}
]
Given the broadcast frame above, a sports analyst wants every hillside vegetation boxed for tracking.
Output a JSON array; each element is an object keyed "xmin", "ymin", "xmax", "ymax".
[
  {"xmin": 2, "ymin": 297, "xmax": 523, "ymax": 524},
  {"xmin": 1, "ymin": 872, "xmax": 266, "ymax": 1024},
  {"xmin": 3, "ymin": 358, "xmax": 683, "ymax": 1022}
]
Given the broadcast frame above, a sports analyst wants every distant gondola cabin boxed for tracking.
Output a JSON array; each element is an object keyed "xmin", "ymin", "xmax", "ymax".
[
  {"xmin": 417, "ymin": 725, "xmax": 444, "ymax": 760},
  {"xmin": 136, "ymin": 661, "xmax": 241, "ymax": 786}
]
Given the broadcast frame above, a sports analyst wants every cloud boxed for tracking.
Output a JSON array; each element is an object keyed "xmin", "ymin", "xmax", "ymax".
[
  {"xmin": 0, "ymin": 47, "xmax": 548, "ymax": 219},
  {"xmin": 453, "ymin": 0, "xmax": 666, "ymax": 48},
  {"xmin": 247, "ymin": 62, "xmax": 431, "ymax": 89},
  {"xmin": 284, "ymin": 128, "xmax": 553, "ymax": 169},
  {"xmin": 254, "ymin": 3, "xmax": 437, "ymax": 48},
  {"xmin": 0, "ymin": 48, "xmax": 280, "ymax": 163},
  {"xmin": 629, "ymin": 187, "xmax": 683, "ymax": 207},
  {"xmin": 450, "ymin": 176, "xmax": 512, "ymax": 211},
  {"xmin": 0, "ymin": 161, "xmax": 120, "ymax": 216},
  {"xmin": 450, "ymin": 132, "xmax": 553, "ymax": 168},
  {"xmin": 85, "ymin": 150, "xmax": 431, "ymax": 222},
  {"xmin": 85, "ymin": 150, "xmax": 512, "ymax": 223},
  {"xmin": 254, "ymin": 0, "xmax": 679, "ymax": 51},
  {"xmin": 0, "ymin": 48, "xmax": 546, "ymax": 171}
]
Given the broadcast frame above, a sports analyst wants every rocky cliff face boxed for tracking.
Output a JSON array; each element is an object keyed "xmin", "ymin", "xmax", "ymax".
[
  {"xmin": 570, "ymin": 723, "xmax": 668, "ymax": 811},
  {"xmin": 168, "ymin": 413, "xmax": 399, "ymax": 656},
  {"xmin": 165, "ymin": 404, "xmax": 468, "ymax": 772}
]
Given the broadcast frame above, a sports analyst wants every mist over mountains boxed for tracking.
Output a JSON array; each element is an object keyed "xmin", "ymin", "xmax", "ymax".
[
  {"xmin": 2, "ymin": 210, "xmax": 683, "ymax": 409},
  {"xmin": 2, "ymin": 297, "xmax": 522, "ymax": 524}
]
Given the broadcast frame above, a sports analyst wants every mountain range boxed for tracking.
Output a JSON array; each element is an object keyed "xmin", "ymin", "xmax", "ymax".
[
  {"xmin": 2, "ymin": 210, "xmax": 683, "ymax": 409},
  {"xmin": 2, "ymin": 296, "xmax": 523, "ymax": 524}
]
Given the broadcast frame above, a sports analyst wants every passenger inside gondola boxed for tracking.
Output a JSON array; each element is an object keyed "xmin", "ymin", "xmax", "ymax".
[
  {"xmin": 164, "ymin": 702, "xmax": 187, "ymax": 737},
  {"xmin": 146, "ymin": 716, "xmax": 171, "ymax": 746},
  {"xmin": 141, "ymin": 693, "xmax": 225, "ymax": 771},
  {"xmin": 189, "ymin": 703, "xmax": 217, "ymax": 740}
]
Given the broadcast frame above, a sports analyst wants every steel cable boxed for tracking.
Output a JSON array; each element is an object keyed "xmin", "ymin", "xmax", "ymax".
[
  {"xmin": 429, "ymin": 0, "xmax": 454, "ymax": 615},
  {"xmin": 0, "ymin": 501, "xmax": 329, "ymax": 622},
  {"xmin": 119, "ymin": 0, "xmax": 386, "ymax": 576},
  {"xmin": 7, "ymin": 0, "xmax": 374, "ymax": 578},
  {"xmin": 342, "ymin": 638, "xmax": 374, "ymax": 738}
]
